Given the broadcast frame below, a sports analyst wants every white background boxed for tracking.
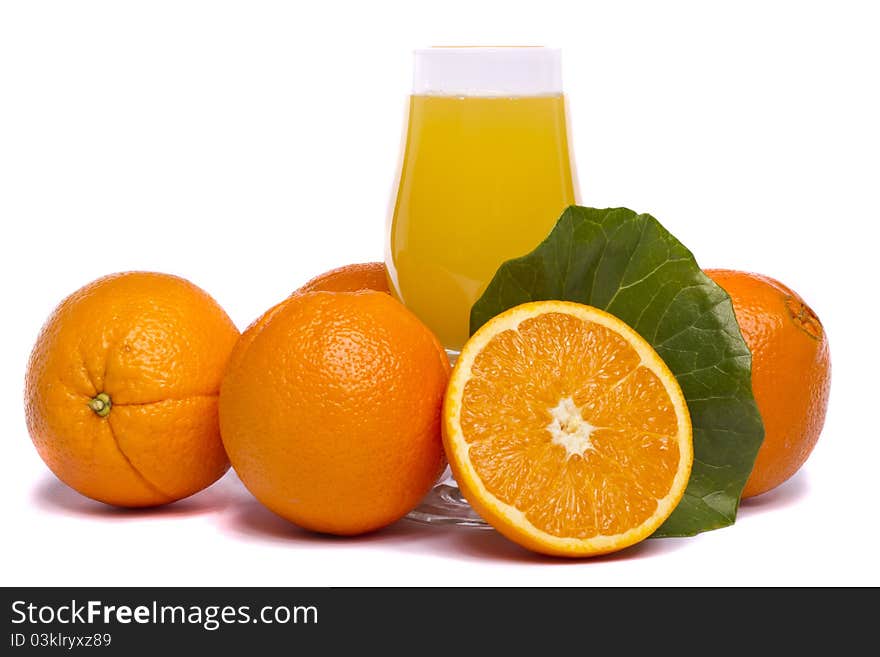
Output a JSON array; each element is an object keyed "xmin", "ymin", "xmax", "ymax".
[{"xmin": 2, "ymin": 0, "xmax": 878, "ymax": 586}]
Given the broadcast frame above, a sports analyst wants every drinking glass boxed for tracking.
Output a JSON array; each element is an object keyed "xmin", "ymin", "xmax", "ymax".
[{"xmin": 386, "ymin": 47, "xmax": 579, "ymax": 525}]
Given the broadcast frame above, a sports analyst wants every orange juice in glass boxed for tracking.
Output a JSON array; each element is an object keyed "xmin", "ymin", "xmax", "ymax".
[
  {"xmin": 387, "ymin": 47, "xmax": 578, "ymax": 352},
  {"xmin": 386, "ymin": 47, "xmax": 579, "ymax": 524}
]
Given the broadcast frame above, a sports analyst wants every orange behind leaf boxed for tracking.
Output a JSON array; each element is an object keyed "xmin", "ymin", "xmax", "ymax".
[{"xmin": 705, "ymin": 269, "xmax": 830, "ymax": 498}]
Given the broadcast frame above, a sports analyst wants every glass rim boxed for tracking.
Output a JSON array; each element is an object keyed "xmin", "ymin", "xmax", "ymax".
[
  {"xmin": 412, "ymin": 47, "xmax": 562, "ymax": 96},
  {"xmin": 413, "ymin": 46, "xmax": 558, "ymax": 53}
]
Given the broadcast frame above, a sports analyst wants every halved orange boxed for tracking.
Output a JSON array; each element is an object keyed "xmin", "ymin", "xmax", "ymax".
[{"xmin": 443, "ymin": 301, "xmax": 693, "ymax": 557}]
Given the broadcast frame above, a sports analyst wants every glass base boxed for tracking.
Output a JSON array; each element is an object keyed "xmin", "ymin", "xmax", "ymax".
[
  {"xmin": 405, "ymin": 348, "xmax": 491, "ymax": 528},
  {"xmin": 406, "ymin": 467, "xmax": 491, "ymax": 528}
]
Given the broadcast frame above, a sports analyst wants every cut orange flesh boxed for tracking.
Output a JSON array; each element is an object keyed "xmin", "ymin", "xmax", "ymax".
[{"xmin": 443, "ymin": 301, "xmax": 693, "ymax": 557}]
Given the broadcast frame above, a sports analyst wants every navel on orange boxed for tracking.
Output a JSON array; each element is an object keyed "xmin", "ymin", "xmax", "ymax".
[{"xmin": 443, "ymin": 301, "xmax": 693, "ymax": 557}]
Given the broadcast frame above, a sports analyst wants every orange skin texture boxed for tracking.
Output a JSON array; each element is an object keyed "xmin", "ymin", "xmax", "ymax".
[
  {"xmin": 297, "ymin": 262, "xmax": 390, "ymax": 295},
  {"xmin": 219, "ymin": 291, "xmax": 450, "ymax": 535},
  {"xmin": 705, "ymin": 269, "xmax": 830, "ymax": 498},
  {"xmin": 223, "ymin": 262, "xmax": 394, "ymax": 405},
  {"xmin": 24, "ymin": 272, "xmax": 240, "ymax": 507}
]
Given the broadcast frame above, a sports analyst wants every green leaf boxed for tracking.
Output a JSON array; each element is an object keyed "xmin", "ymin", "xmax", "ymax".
[{"xmin": 470, "ymin": 206, "xmax": 764, "ymax": 537}]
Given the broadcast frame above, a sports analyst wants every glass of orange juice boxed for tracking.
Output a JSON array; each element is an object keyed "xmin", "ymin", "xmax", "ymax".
[{"xmin": 386, "ymin": 47, "xmax": 579, "ymax": 525}]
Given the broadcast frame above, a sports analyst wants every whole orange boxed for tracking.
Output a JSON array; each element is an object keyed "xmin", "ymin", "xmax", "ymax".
[
  {"xmin": 705, "ymin": 269, "xmax": 830, "ymax": 498},
  {"xmin": 219, "ymin": 290, "xmax": 449, "ymax": 535},
  {"xmin": 24, "ymin": 272, "xmax": 240, "ymax": 507},
  {"xmin": 297, "ymin": 262, "xmax": 390, "ymax": 294}
]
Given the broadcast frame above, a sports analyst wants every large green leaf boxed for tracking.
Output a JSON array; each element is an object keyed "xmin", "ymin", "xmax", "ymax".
[{"xmin": 470, "ymin": 206, "xmax": 764, "ymax": 536}]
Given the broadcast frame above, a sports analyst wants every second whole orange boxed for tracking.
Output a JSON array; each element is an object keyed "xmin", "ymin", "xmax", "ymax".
[
  {"xmin": 219, "ymin": 290, "xmax": 450, "ymax": 535},
  {"xmin": 705, "ymin": 269, "xmax": 830, "ymax": 498}
]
